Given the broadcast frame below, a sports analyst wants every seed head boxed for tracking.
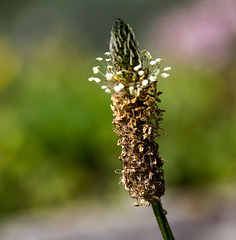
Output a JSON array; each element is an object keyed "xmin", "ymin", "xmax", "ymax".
[{"xmin": 88, "ymin": 18, "xmax": 171, "ymax": 206}]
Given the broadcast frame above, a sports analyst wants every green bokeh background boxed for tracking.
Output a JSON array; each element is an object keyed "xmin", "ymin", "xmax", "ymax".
[{"xmin": 0, "ymin": 0, "xmax": 235, "ymax": 215}]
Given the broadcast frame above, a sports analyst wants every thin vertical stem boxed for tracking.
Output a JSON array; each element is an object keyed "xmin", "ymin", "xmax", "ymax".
[{"xmin": 151, "ymin": 199, "xmax": 175, "ymax": 240}]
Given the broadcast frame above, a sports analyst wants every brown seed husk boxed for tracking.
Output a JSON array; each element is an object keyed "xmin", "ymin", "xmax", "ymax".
[{"xmin": 111, "ymin": 82, "xmax": 165, "ymax": 206}]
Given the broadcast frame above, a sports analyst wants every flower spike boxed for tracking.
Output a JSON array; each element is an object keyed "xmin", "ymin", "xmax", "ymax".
[{"xmin": 88, "ymin": 19, "xmax": 171, "ymax": 206}]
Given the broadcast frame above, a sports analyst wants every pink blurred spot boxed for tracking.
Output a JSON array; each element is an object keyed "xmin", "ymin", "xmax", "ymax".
[{"xmin": 149, "ymin": 0, "xmax": 236, "ymax": 70}]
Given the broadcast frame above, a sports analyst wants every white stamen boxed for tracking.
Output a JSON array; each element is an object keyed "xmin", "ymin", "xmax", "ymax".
[
  {"xmin": 164, "ymin": 66, "xmax": 171, "ymax": 71},
  {"xmin": 161, "ymin": 73, "xmax": 170, "ymax": 78},
  {"xmin": 114, "ymin": 85, "xmax": 121, "ymax": 92},
  {"xmin": 88, "ymin": 77, "xmax": 94, "ymax": 82},
  {"xmin": 134, "ymin": 64, "xmax": 141, "ymax": 71},
  {"xmin": 141, "ymin": 50, "xmax": 146, "ymax": 54},
  {"xmin": 114, "ymin": 83, "xmax": 124, "ymax": 92},
  {"xmin": 116, "ymin": 71, "xmax": 123, "ymax": 76},
  {"xmin": 138, "ymin": 70, "xmax": 144, "ymax": 76},
  {"xmin": 136, "ymin": 87, "xmax": 141, "ymax": 96},
  {"xmin": 149, "ymin": 75, "xmax": 157, "ymax": 82},
  {"xmin": 118, "ymin": 83, "xmax": 124, "ymax": 89},
  {"xmin": 145, "ymin": 51, "xmax": 153, "ymax": 59},
  {"xmin": 93, "ymin": 66, "xmax": 100, "ymax": 74},
  {"xmin": 153, "ymin": 68, "xmax": 160, "ymax": 76},
  {"xmin": 150, "ymin": 60, "xmax": 157, "ymax": 66},
  {"xmin": 105, "ymin": 58, "xmax": 111, "ymax": 62},
  {"xmin": 129, "ymin": 86, "xmax": 134, "ymax": 95},
  {"xmin": 107, "ymin": 65, "xmax": 113, "ymax": 71},
  {"xmin": 142, "ymin": 79, "xmax": 149, "ymax": 86},
  {"xmin": 101, "ymin": 85, "xmax": 107, "ymax": 89},
  {"xmin": 155, "ymin": 58, "xmax": 162, "ymax": 63},
  {"xmin": 104, "ymin": 52, "xmax": 111, "ymax": 56},
  {"xmin": 106, "ymin": 73, "xmax": 113, "ymax": 81},
  {"xmin": 96, "ymin": 57, "xmax": 103, "ymax": 61},
  {"xmin": 94, "ymin": 77, "xmax": 101, "ymax": 83},
  {"xmin": 105, "ymin": 88, "xmax": 111, "ymax": 94}
]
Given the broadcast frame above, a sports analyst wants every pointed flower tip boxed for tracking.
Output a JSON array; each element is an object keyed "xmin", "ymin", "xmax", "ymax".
[
  {"xmin": 113, "ymin": 18, "xmax": 124, "ymax": 27},
  {"xmin": 110, "ymin": 18, "xmax": 140, "ymax": 72}
]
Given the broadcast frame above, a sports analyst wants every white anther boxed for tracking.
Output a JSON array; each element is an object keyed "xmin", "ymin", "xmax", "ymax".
[
  {"xmin": 134, "ymin": 64, "xmax": 142, "ymax": 71},
  {"xmin": 114, "ymin": 85, "xmax": 120, "ymax": 92},
  {"xmin": 94, "ymin": 77, "xmax": 101, "ymax": 83},
  {"xmin": 129, "ymin": 86, "xmax": 134, "ymax": 95},
  {"xmin": 93, "ymin": 66, "xmax": 100, "ymax": 74},
  {"xmin": 105, "ymin": 88, "xmax": 111, "ymax": 94},
  {"xmin": 106, "ymin": 73, "xmax": 114, "ymax": 81},
  {"xmin": 149, "ymin": 75, "xmax": 157, "ymax": 82},
  {"xmin": 150, "ymin": 60, "xmax": 157, "ymax": 66},
  {"xmin": 114, "ymin": 83, "xmax": 124, "ymax": 92},
  {"xmin": 142, "ymin": 79, "xmax": 149, "ymax": 86},
  {"xmin": 161, "ymin": 73, "xmax": 170, "ymax": 78},
  {"xmin": 164, "ymin": 66, "xmax": 171, "ymax": 71},
  {"xmin": 88, "ymin": 77, "xmax": 94, "ymax": 82},
  {"xmin": 118, "ymin": 83, "xmax": 124, "ymax": 89},
  {"xmin": 153, "ymin": 68, "xmax": 160, "ymax": 76},
  {"xmin": 145, "ymin": 51, "xmax": 153, "ymax": 59},
  {"xmin": 138, "ymin": 70, "xmax": 144, "ymax": 76},
  {"xmin": 136, "ymin": 87, "xmax": 141, "ymax": 96},
  {"xmin": 155, "ymin": 58, "xmax": 162, "ymax": 63},
  {"xmin": 104, "ymin": 52, "xmax": 111, "ymax": 56},
  {"xmin": 107, "ymin": 65, "xmax": 113, "ymax": 71},
  {"xmin": 96, "ymin": 57, "xmax": 103, "ymax": 61},
  {"xmin": 105, "ymin": 58, "xmax": 111, "ymax": 62},
  {"xmin": 116, "ymin": 71, "xmax": 123, "ymax": 76},
  {"xmin": 101, "ymin": 85, "xmax": 107, "ymax": 89}
]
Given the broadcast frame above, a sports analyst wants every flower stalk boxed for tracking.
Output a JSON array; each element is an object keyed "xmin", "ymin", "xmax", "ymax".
[
  {"xmin": 151, "ymin": 199, "xmax": 175, "ymax": 240},
  {"xmin": 89, "ymin": 18, "xmax": 174, "ymax": 239}
]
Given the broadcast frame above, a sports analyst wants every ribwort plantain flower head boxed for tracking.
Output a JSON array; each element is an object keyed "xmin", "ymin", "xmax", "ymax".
[{"xmin": 89, "ymin": 18, "xmax": 171, "ymax": 206}]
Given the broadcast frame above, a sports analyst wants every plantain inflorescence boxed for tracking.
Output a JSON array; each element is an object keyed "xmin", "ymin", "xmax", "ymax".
[{"xmin": 89, "ymin": 18, "xmax": 171, "ymax": 206}]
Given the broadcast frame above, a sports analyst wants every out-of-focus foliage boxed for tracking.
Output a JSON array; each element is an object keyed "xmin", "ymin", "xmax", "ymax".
[
  {"xmin": 0, "ymin": 33, "xmax": 120, "ymax": 214},
  {"xmin": 148, "ymin": 0, "xmax": 236, "ymax": 187},
  {"xmin": 159, "ymin": 66, "xmax": 236, "ymax": 186},
  {"xmin": 0, "ymin": 0, "xmax": 236, "ymax": 215}
]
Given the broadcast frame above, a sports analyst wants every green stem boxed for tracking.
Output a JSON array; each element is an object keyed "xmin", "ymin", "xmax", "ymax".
[{"xmin": 151, "ymin": 199, "xmax": 175, "ymax": 240}]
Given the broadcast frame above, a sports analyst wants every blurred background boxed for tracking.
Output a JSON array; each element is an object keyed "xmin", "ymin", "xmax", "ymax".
[{"xmin": 0, "ymin": 0, "xmax": 236, "ymax": 239}]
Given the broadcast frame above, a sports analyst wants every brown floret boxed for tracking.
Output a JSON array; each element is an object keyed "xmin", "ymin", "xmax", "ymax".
[{"xmin": 111, "ymin": 82, "xmax": 165, "ymax": 206}]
